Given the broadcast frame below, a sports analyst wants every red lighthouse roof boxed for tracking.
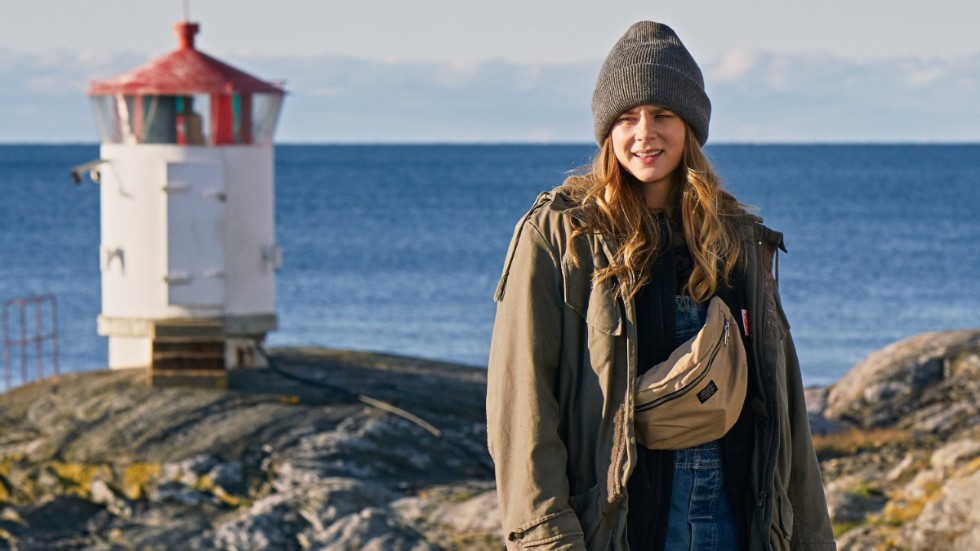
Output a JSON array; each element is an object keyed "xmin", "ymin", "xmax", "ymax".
[{"xmin": 88, "ymin": 22, "xmax": 284, "ymax": 96}]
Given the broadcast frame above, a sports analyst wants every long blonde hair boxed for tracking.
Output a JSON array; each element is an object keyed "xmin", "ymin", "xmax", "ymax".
[{"xmin": 567, "ymin": 127, "xmax": 744, "ymax": 301}]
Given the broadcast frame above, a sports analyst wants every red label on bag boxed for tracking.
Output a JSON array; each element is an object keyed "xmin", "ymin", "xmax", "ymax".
[{"xmin": 741, "ymin": 309, "xmax": 750, "ymax": 336}]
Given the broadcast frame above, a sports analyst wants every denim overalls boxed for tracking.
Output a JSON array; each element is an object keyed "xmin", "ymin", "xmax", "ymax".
[{"xmin": 664, "ymin": 296, "xmax": 742, "ymax": 550}]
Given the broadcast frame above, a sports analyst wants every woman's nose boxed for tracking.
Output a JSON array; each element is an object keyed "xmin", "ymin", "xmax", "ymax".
[{"xmin": 635, "ymin": 113, "xmax": 656, "ymax": 141}]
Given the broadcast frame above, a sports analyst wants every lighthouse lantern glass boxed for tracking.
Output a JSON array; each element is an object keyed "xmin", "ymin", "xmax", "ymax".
[
  {"xmin": 251, "ymin": 93, "xmax": 284, "ymax": 144},
  {"xmin": 90, "ymin": 95, "xmax": 124, "ymax": 143},
  {"xmin": 90, "ymin": 92, "xmax": 282, "ymax": 146}
]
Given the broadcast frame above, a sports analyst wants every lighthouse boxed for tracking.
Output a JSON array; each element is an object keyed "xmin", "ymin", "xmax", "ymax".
[{"xmin": 81, "ymin": 21, "xmax": 285, "ymax": 386}]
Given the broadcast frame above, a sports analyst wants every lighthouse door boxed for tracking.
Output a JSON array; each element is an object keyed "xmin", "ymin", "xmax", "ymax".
[{"xmin": 164, "ymin": 162, "xmax": 226, "ymax": 308}]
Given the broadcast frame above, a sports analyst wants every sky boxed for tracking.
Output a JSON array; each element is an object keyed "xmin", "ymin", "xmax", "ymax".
[{"xmin": 1, "ymin": 0, "xmax": 979, "ymax": 143}]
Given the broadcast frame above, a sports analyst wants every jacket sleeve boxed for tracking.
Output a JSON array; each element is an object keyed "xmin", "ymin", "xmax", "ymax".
[
  {"xmin": 487, "ymin": 218, "xmax": 586, "ymax": 550},
  {"xmin": 784, "ymin": 331, "xmax": 837, "ymax": 550},
  {"xmin": 776, "ymin": 304, "xmax": 837, "ymax": 550},
  {"xmin": 757, "ymin": 225, "xmax": 835, "ymax": 550}
]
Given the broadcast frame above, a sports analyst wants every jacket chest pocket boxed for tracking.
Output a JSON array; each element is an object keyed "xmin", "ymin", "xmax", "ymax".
[{"xmin": 562, "ymin": 259, "xmax": 623, "ymax": 336}]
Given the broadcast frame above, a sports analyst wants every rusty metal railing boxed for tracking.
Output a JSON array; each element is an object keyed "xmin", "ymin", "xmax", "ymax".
[{"xmin": 2, "ymin": 294, "xmax": 60, "ymax": 391}]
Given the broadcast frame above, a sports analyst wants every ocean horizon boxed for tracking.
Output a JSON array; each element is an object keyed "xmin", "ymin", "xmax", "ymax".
[
  {"xmin": 6, "ymin": 141, "xmax": 980, "ymax": 146},
  {"xmin": 2, "ymin": 143, "xmax": 978, "ymax": 387}
]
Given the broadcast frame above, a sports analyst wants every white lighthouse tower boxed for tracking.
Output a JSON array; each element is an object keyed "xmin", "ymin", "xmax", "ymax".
[{"xmin": 83, "ymin": 21, "xmax": 285, "ymax": 386}]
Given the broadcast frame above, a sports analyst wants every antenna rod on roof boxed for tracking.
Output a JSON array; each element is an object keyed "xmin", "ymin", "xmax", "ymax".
[{"xmin": 182, "ymin": 0, "xmax": 190, "ymax": 21}]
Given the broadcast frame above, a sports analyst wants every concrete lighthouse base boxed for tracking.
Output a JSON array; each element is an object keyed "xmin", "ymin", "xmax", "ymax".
[{"xmin": 99, "ymin": 314, "xmax": 277, "ymax": 388}]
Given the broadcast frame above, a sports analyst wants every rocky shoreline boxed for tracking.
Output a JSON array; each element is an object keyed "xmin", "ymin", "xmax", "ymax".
[
  {"xmin": 808, "ymin": 330, "xmax": 980, "ymax": 551},
  {"xmin": 0, "ymin": 348, "xmax": 497, "ymax": 550},
  {"xmin": 0, "ymin": 332, "xmax": 978, "ymax": 550}
]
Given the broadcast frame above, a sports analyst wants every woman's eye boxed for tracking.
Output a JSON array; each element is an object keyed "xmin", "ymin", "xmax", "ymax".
[{"xmin": 655, "ymin": 113, "xmax": 674, "ymax": 119}]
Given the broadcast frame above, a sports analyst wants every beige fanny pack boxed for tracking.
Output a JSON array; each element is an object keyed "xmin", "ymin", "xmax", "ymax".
[{"xmin": 635, "ymin": 296, "xmax": 748, "ymax": 450}]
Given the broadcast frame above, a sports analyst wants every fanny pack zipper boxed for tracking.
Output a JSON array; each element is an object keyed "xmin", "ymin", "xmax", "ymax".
[{"xmin": 635, "ymin": 318, "xmax": 730, "ymax": 413}]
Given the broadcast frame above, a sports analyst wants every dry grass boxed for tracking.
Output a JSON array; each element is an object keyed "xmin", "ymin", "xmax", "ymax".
[{"xmin": 813, "ymin": 428, "xmax": 912, "ymax": 458}]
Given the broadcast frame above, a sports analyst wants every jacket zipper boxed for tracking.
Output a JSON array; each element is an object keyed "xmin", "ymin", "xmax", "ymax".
[{"xmin": 635, "ymin": 318, "xmax": 730, "ymax": 413}]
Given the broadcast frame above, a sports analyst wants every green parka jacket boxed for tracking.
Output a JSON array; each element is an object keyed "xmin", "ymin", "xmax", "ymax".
[{"xmin": 486, "ymin": 187, "xmax": 836, "ymax": 551}]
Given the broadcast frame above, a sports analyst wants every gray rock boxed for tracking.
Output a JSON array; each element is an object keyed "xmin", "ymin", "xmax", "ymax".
[
  {"xmin": 929, "ymin": 438, "xmax": 980, "ymax": 471},
  {"xmin": 8, "ymin": 336, "xmax": 974, "ymax": 551},
  {"xmin": 306, "ymin": 507, "xmax": 435, "ymax": 551},
  {"xmin": 161, "ymin": 454, "xmax": 217, "ymax": 487},
  {"xmin": 903, "ymin": 469, "xmax": 980, "ymax": 551},
  {"xmin": 886, "ymin": 453, "xmax": 921, "ymax": 483},
  {"xmin": 88, "ymin": 478, "xmax": 132, "ymax": 519},
  {"xmin": 835, "ymin": 525, "xmax": 889, "ymax": 551},
  {"xmin": 213, "ymin": 494, "xmax": 307, "ymax": 551},
  {"xmin": 150, "ymin": 481, "xmax": 209, "ymax": 505},
  {"xmin": 392, "ymin": 482, "xmax": 502, "ymax": 547},
  {"xmin": 295, "ymin": 477, "xmax": 399, "ymax": 528},
  {"xmin": 825, "ymin": 330, "xmax": 980, "ymax": 428},
  {"xmin": 88, "ymin": 478, "xmax": 115, "ymax": 505},
  {"xmin": 907, "ymin": 402, "xmax": 974, "ymax": 433},
  {"xmin": 804, "ymin": 386, "xmax": 829, "ymax": 414},
  {"xmin": 804, "ymin": 386, "xmax": 849, "ymax": 435},
  {"xmin": 0, "ymin": 348, "xmax": 497, "ymax": 550},
  {"xmin": 422, "ymin": 488, "xmax": 500, "ymax": 535},
  {"xmin": 208, "ymin": 461, "xmax": 246, "ymax": 494},
  {"xmin": 825, "ymin": 477, "xmax": 886, "ymax": 525},
  {"xmin": 946, "ymin": 348, "xmax": 980, "ymax": 378}
]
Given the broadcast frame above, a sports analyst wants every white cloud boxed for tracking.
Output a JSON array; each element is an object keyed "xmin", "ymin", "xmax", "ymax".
[
  {"xmin": 709, "ymin": 49, "xmax": 757, "ymax": 83},
  {"xmin": 433, "ymin": 60, "xmax": 482, "ymax": 86},
  {"xmin": 904, "ymin": 67, "xmax": 946, "ymax": 87},
  {"xmin": 225, "ymin": 54, "xmax": 598, "ymax": 142},
  {"xmin": 705, "ymin": 51, "xmax": 980, "ymax": 142},
  {"xmin": 0, "ymin": 48, "xmax": 978, "ymax": 143}
]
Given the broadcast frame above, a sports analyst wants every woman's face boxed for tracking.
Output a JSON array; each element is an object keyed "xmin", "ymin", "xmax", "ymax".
[{"xmin": 610, "ymin": 105, "xmax": 686, "ymax": 187}]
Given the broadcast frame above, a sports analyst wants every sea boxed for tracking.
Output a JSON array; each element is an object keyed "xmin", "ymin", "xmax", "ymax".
[{"xmin": 1, "ymin": 144, "xmax": 978, "ymax": 387}]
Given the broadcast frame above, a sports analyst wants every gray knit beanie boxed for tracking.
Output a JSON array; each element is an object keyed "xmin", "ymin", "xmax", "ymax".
[{"xmin": 592, "ymin": 22, "xmax": 711, "ymax": 145}]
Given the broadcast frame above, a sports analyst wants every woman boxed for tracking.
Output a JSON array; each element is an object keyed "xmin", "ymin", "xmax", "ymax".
[{"xmin": 487, "ymin": 21, "xmax": 835, "ymax": 551}]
